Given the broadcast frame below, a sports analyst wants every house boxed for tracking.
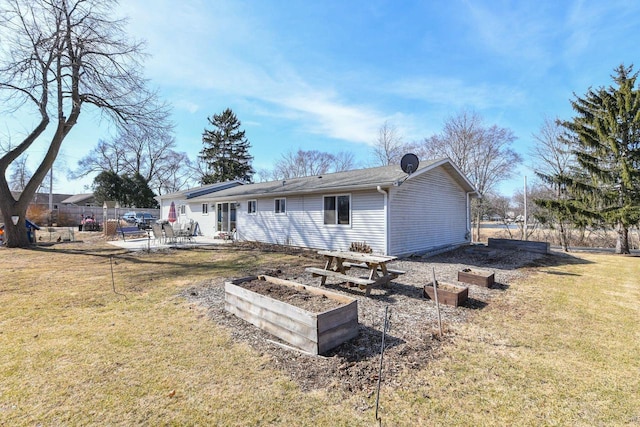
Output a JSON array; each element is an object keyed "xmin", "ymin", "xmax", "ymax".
[
  {"xmin": 60, "ymin": 193, "xmax": 101, "ymax": 207},
  {"xmin": 9, "ymin": 191, "xmax": 73, "ymax": 209},
  {"xmin": 157, "ymin": 158, "xmax": 478, "ymax": 256},
  {"xmin": 3, "ymin": 191, "xmax": 74, "ymax": 226}
]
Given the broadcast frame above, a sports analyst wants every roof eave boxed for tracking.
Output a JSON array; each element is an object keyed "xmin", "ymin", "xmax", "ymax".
[{"xmin": 194, "ymin": 181, "xmax": 397, "ymax": 202}]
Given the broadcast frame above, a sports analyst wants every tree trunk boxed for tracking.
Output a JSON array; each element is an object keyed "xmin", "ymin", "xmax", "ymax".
[
  {"xmin": 559, "ymin": 221, "xmax": 569, "ymax": 252},
  {"xmin": 615, "ymin": 223, "xmax": 630, "ymax": 254},
  {"xmin": 1, "ymin": 210, "xmax": 31, "ymax": 248},
  {"xmin": 475, "ymin": 211, "xmax": 482, "ymax": 243}
]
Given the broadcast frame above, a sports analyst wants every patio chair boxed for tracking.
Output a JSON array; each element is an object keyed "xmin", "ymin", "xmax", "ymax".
[
  {"xmin": 152, "ymin": 223, "xmax": 164, "ymax": 244},
  {"xmin": 176, "ymin": 221, "xmax": 195, "ymax": 243},
  {"xmin": 163, "ymin": 223, "xmax": 177, "ymax": 244}
]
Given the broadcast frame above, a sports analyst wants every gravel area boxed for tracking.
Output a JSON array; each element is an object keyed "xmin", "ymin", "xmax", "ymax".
[{"xmin": 181, "ymin": 244, "xmax": 549, "ymax": 395}]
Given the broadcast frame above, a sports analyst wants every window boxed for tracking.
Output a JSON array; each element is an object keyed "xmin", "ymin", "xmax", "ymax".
[
  {"xmin": 202, "ymin": 203, "xmax": 208, "ymax": 215},
  {"xmin": 274, "ymin": 198, "xmax": 286, "ymax": 214},
  {"xmin": 179, "ymin": 204, "xmax": 186, "ymax": 215},
  {"xmin": 248, "ymin": 200, "xmax": 257, "ymax": 214},
  {"xmin": 324, "ymin": 195, "xmax": 350, "ymax": 225}
]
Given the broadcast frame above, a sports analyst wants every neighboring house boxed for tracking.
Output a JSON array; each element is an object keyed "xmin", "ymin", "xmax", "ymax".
[
  {"xmin": 60, "ymin": 193, "xmax": 101, "ymax": 207},
  {"xmin": 9, "ymin": 191, "xmax": 73, "ymax": 210},
  {"xmin": 3, "ymin": 191, "xmax": 164, "ymax": 227},
  {"xmin": 3, "ymin": 191, "xmax": 73, "ymax": 226},
  {"xmin": 158, "ymin": 158, "xmax": 478, "ymax": 256}
]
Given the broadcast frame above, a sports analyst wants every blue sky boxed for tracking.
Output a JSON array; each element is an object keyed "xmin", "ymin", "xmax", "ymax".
[{"xmin": 14, "ymin": 0, "xmax": 640, "ymax": 195}]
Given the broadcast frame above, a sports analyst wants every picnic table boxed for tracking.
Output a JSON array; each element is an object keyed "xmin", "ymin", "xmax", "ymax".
[{"xmin": 306, "ymin": 250, "xmax": 405, "ymax": 296}]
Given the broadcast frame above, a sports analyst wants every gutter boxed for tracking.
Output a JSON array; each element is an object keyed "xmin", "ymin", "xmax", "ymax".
[{"xmin": 377, "ymin": 186, "xmax": 389, "ymax": 255}]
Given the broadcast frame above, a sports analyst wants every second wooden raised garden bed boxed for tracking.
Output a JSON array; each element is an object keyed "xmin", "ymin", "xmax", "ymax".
[
  {"xmin": 423, "ymin": 281, "xmax": 469, "ymax": 307},
  {"xmin": 224, "ymin": 275, "xmax": 358, "ymax": 355},
  {"xmin": 457, "ymin": 268, "xmax": 495, "ymax": 287}
]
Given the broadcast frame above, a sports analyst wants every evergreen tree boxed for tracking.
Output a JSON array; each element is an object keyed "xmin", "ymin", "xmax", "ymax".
[
  {"xmin": 199, "ymin": 109, "xmax": 254, "ymax": 184},
  {"xmin": 92, "ymin": 171, "xmax": 158, "ymax": 208},
  {"xmin": 558, "ymin": 64, "xmax": 640, "ymax": 254},
  {"xmin": 92, "ymin": 171, "xmax": 124, "ymax": 206},
  {"xmin": 125, "ymin": 173, "xmax": 159, "ymax": 208}
]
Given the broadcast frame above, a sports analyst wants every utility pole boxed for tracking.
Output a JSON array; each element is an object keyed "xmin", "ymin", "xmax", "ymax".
[
  {"xmin": 48, "ymin": 166, "xmax": 53, "ymax": 225},
  {"xmin": 523, "ymin": 176, "xmax": 528, "ymax": 240}
]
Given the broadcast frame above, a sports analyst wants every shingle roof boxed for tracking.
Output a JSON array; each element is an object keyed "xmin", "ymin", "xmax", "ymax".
[
  {"xmin": 60, "ymin": 193, "xmax": 95, "ymax": 204},
  {"xmin": 188, "ymin": 157, "xmax": 476, "ymax": 201},
  {"xmin": 157, "ymin": 180, "xmax": 244, "ymax": 201},
  {"xmin": 11, "ymin": 191, "xmax": 73, "ymax": 204}
]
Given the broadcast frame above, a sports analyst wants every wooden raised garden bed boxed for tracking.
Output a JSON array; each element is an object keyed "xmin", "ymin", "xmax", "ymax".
[
  {"xmin": 224, "ymin": 275, "xmax": 359, "ymax": 355},
  {"xmin": 458, "ymin": 268, "xmax": 495, "ymax": 287},
  {"xmin": 423, "ymin": 281, "xmax": 469, "ymax": 307}
]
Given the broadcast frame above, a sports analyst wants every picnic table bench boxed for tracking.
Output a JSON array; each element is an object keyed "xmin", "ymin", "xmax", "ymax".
[
  {"xmin": 341, "ymin": 261, "xmax": 406, "ymax": 277},
  {"xmin": 306, "ymin": 250, "xmax": 405, "ymax": 296}
]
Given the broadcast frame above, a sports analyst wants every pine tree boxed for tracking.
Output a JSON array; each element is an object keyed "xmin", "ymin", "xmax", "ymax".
[
  {"xmin": 199, "ymin": 109, "xmax": 254, "ymax": 184},
  {"xmin": 558, "ymin": 64, "xmax": 640, "ymax": 254},
  {"xmin": 127, "ymin": 173, "xmax": 159, "ymax": 208},
  {"xmin": 92, "ymin": 171, "xmax": 124, "ymax": 206},
  {"xmin": 92, "ymin": 171, "xmax": 158, "ymax": 208}
]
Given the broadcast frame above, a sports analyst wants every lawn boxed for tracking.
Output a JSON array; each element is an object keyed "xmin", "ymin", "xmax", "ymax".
[{"xmin": 0, "ymin": 241, "xmax": 638, "ymax": 426}]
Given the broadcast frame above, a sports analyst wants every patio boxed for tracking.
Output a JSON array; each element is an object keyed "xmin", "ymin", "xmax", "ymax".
[{"xmin": 107, "ymin": 235, "xmax": 231, "ymax": 251}]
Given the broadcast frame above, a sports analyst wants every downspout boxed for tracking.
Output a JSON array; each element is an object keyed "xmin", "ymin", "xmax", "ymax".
[
  {"xmin": 466, "ymin": 191, "xmax": 473, "ymax": 243},
  {"xmin": 377, "ymin": 186, "xmax": 389, "ymax": 255}
]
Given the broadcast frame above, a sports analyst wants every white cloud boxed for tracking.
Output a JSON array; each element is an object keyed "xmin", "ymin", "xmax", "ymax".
[
  {"xmin": 388, "ymin": 77, "xmax": 526, "ymax": 110},
  {"xmin": 120, "ymin": 1, "xmax": 390, "ymax": 146},
  {"xmin": 279, "ymin": 93, "xmax": 382, "ymax": 144}
]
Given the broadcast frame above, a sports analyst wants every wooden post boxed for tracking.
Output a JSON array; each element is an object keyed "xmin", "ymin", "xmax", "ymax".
[{"xmin": 431, "ymin": 267, "xmax": 443, "ymax": 337}]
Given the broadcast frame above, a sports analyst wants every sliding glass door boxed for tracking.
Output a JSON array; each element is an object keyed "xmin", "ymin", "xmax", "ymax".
[{"xmin": 216, "ymin": 202, "xmax": 237, "ymax": 232}]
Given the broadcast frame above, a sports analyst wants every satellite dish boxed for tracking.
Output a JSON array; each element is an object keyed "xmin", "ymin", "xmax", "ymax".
[{"xmin": 400, "ymin": 153, "xmax": 419, "ymax": 175}]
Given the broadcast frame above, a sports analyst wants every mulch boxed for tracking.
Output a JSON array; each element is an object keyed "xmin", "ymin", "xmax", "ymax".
[{"xmin": 181, "ymin": 243, "xmax": 553, "ymax": 395}]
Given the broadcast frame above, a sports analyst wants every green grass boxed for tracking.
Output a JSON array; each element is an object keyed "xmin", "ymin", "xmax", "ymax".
[{"xmin": 1, "ymin": 242, "xmax": 638, "ymax": 426}]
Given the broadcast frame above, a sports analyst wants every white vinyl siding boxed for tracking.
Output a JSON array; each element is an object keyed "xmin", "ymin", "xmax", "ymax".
[
  {"xmin": 236, "ymin": 191, "xmax": 386, "ymax": 253},
  {"xmin": 388, "ymin": 165, "xmax": 469, "ymax": 256},
  {"xmin": 162, "ymin": 162, "xmax": 472, "ymax": 256}
]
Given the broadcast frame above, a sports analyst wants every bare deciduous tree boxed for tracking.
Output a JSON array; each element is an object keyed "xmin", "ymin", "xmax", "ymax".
[
  {"xmin": 419, "ymin": 110, "xmax": 522, "ymax": 241},
  {"xmin": 154, "ymin": 150, "xmax": 195, "ymax": 195},
  {"xmin": 8, "ymin": 156, "xmax": 32, "ymax": 191},
  {"xmin": 331, "ymin": 151, "xmax": 356, "ymax": 172},
  {"xmin": 72, "ymin": 138, "xmax": 129, "ymax": 178},
  {"xmin": 530, "ymin": 116, "xmax": 577, "ymax": 250},
  {"xmin": 371, "ymin": 121, "xmax": 406, "ymax": 166},
  {"xmin": 254, "ymin": 167, "xmax": 274, "ymax": 183},
  {"xmin": 512, "ymin": 183, "xmax": 550, "ymax": 240},
  {"xmin": 71, "ymin": 120, "xmax": 193, "ymax": 195},
  {"xmin": 0, "ymin": 0, "xmax": 167, "ymax": 247},
  {"xmin": 271, "ymin": 149, "xmax": 355, "ymax": 179}
]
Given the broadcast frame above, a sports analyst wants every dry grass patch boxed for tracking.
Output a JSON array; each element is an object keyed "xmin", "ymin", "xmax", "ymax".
[
  {"xmin": 1, "ymin": 241, "xmax": 639, "ymax": 426},
  {"xmin": 0, "ymin": 242, "xmax": 367, "ymax": 426},
  {"xmin": 376, "ymin": 252, "xmax": 640, "ymax": 426}
]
